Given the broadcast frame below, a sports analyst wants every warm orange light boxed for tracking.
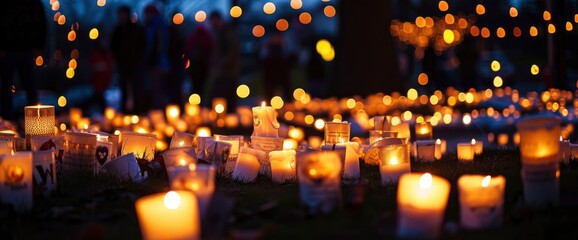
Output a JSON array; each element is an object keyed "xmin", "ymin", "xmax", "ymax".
[
  {"xmin": 263, "ymin": 2, "xmax": 276, "ymax": 14},
  {"xmin": 276, "ymin": 19, "xmax": 289, "ymax": 31},
  {"xmin": 543, "ymin": 11, "xmax": 551, "ymax": 21},
  {"xmin": 418, "ymin": 73, "xmax": 428, "ymax": 85},
  {"xmin": 481, "ymin": 27, "xmax": 490, "ymax": 38},
  {"xmin": 481, "ymin": 175, "xmax": 491, "ymax": 187},
  {"xmin": 548, "ymin": 24, "xmax": 556, "ymax": 34},
  {"xmin": 509, "ymin": 7, "xmax": 518, "ymax": 17},
  {"xmin": 513, "ymin": 27, "xmax": 522, "ymax": 37},
  {"xmin": 97, "ymin": 0, "xmax": 106, "ymax": 7},
  {"xmin": 566, "ymin": 21, "xmax": 574, "ymax": 31},
  {"xmin": 470, "ymin": 26, "xmax": 480, "ymax": 37},
  {"xmin": 438, "ymin": 1, "xmax": 449, "ymax": 12},
  {"xmin": 252, "ymin": 25, "xmax": 265, "ymax": 38},
  {"xmin": 67, "ymin": 30, "xmax": 76, "ymax": 41},
  {"xmin": 496, "ymin": 27, "xmax": 505, "ymax": 38},
  {"xmin": 35, "ymin": 56, "xmax": 43, "ymax": 66},
  {"xmin": 419, "ymin": 173, "xmax": 433, "ymax": 188},
  {"xmin": 230, "ymin": 6, "xmax": 242, "ymax": 18},
  {"xmin": 529, "ymin": 26, "xmax": 538, "ymax": 37},
  {"xmin": 290, "ymin": 0, "xmax": 302, "ymax": 10},
  {"xmin": 195, "ymin": 11, "xmax": 206, "ymax": 22},
  {"xmin": 299, "ymin": 12, "xmax": 312, "ymax": 24},
  {"xmin": 58, "ymin": 15, "xmax": 66, "ymax": 25},
  {"xmin": 172, "ymin": 13, "xmax": 184, "ymax": 25},
  {"xmin": 476, "ymin": 4, "xmax": 485, "ymax": 15},
  {"xmin": 324, "ymin": 6, "xmax": 336, "ymax": 18}
]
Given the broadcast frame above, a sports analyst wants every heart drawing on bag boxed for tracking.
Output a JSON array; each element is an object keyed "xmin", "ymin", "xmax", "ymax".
[{"xmin": 96, "ymin": 146, "xmax": 109, "ymax": 166}]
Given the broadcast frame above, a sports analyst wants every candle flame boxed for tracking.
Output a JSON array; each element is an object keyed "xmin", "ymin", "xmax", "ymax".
[
  {"xmin": 560, "ymin": 136, "xmax": 563, "ymax": 141},
  {"xmin": 556, "ymin": 169, "xmax": 560, "ymax": 178},
  {"xmin": 389, "ymin": 156, "xmax": 399, "ymax": 165},
  {"xmin": 419, "ymin": 173, "xmax": 432, "ymax": 189},
  {"xmin": 261, "ymin": 101, "xmax": 266, "ymax": 107},
  {"xmin": 188, "ymin": 182, "xmax": 200, "ymax": 191},
  {"xmin": 178, "ymin": 141, "xmax": 184, "ymax": 147},
  {"xmin": 164, "ymin": 191, "xmax": 181, "ymax": 210},
  {"xmin": 309, "ymin": 168, "xmax": 317, "ymax": 177},
  {"xmin": 471, "ymin": 139, "xmax": 476, "ymax": 145},
  {"xmin": 481, "ymin": 175, "xmax": 491, "ymax": 187},
  {"xmin": 420, "ymin": 127, "xmax": 427, "ymax": 134},
  {"xmin": 178, "ymin": 159, "xmax": 187, "ymax": 166},
  {"xmin": 436, "ymin": 139, "xmax": 441, "ymax": 144}
]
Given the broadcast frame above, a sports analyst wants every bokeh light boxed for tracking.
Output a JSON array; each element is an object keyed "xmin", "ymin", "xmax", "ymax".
[
  {"xmin": 172, "ymin": 13, "xmax": 184, "ymax": 25},
  {"xmin": 89, "ymin": 28, "xmax": 99, "ymax": 40},
  {"xmin": 195, "ymin": 11, "xmax": 207, "ymax": 22},
  {"xmin": 263, "ymin": 2, "xmax": 276, "ymax": 14},
  {"xmin": 299, "ymin": 12, "xmax": 312, "ymax": 24},
  {"xmin": 230, "ymin": 6, "xmax": 242, "ymax": 18},
  {"xmin": 252, "ymin": 25, "xmax": 265, "ymax": 38},
  {"xmin": 236, "ymin": 84, "xmax": 250, "ymax": 98}
]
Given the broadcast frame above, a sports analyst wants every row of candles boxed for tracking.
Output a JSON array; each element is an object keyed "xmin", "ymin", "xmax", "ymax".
[{"xmin": 0, "ymin": 100, "xmax": 570, "ymax": 239}]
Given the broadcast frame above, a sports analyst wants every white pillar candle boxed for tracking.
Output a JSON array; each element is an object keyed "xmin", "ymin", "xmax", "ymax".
[
  {"xmin": 169, "ymin": 131, "xmax": 195, "ymax": 149},
  {"xmin": 171, "ymin": 165, "xmax": 215, "ymax": 219},
  {"xmin": 269, "ymin": 150, "xmax": 296, "ymax": 183},
  {"xmin": 252, "ymin": 102, "xmax": 280, "ymax": 138},
  {"xmin": 135, "ymin": 191, "xmax": 200, "ymax": 240},
  {"xmin": 324, "ymin": 121, "xmax": 350, "ymax": 145},
  {"xmin": 379, "ymin": 144, "xmax": 410, "ymax": 185},
  {"xmin": 0, "ymin": 152, "xmax": 33, "ymax": 213},
  {"xmin": 457, "ymin": 140, "xmax": 476, "ymax": 161},
  {"xmin": 120, "ymin": 131, "xmax": 157, "ymax": 161},
  {"xmin": 24, "ymin": 105, "xmax": 55, "ymax": 139},
  {"xmin": 232, "ymin": 147, "xmax": 264, "ymax": 182},
  {"xmin": 413, "ymin": 140, "xmax": 436, "ymax": 162},
  {"xmin": 397, "ymin": 173, "xmax": 450, "ymax": 239},
  {"xmin": 559, "ymin": 139, "xmax": 570, "ymax": 164},
  {"xmin": 458, "ymin": 175, "xmax": 506, "ymax": 230}
]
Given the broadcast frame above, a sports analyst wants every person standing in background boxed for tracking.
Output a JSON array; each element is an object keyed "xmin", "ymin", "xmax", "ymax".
[
  {"xmin": 0, "ymin": 0, "xmax": 46, "ymax": 120},
  {"xmin": 111, "ymin": 6, "xmax": 145, "ymax": 114}
]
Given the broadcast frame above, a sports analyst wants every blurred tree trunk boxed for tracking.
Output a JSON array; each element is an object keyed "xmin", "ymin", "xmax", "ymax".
[{"xmin": 333, "ymin": 0, "xmax": 401, "ymax": 97}]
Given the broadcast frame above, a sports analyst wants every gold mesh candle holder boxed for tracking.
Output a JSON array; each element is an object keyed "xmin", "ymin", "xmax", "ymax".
[{"xmin": 24, "ymin": 105, "xmax": 55, "ymax": 138}]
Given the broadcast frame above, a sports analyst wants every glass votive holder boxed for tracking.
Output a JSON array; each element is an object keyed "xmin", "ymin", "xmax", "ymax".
[
  {"xmin": 324, "ymin": 121, "xmax": 350, "ymax": 145},
  {"xmin": 369, "ymin": 130, "xmax": 398, "ymax": 145}
]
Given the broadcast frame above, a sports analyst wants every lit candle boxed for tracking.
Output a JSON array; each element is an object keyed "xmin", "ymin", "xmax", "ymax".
[
  {"xmin": 24, "ymin": 105, "xmax": 55, "ymax": 139},
  {"xmin": 232, "ymin": 147, "xmax": 264, "ymax": 182},
  {"xmin": 458, "ymin": 175, "xmax": 506, "ymax": 230},
  {"xmin": 379, "ymin": 144, "xmax": 410, "ymax": 184},
  {"xmin": 283, "ymin": 138, "xmax": 298, "ymax": 150},
  {"xmin": 165, "ymin": 104, "xmax": 181, "ymax": 123},
  {"xmin": 339, "ymin": 142, "xmax": 360, "ymax": 179},
  {"xmin": 195, "ymin": 127, "xmax": 211, "ymax": 137},
  {"xmin": 434, "ymin": 139, "xmax": 446, "ymax": 160},
  {"xmin": 169, "ymin": 131, "xmax": 195, "ymax": 149},
  {"xmin": 252, "ymin": 102, "xmax": 280, "ymax": 137},
  {"xmin": 413, "ymin": 140, "xmax": 436, "ymax": 162},
  {"xmin": 517, "ymin": 116, "xmax": 560, "ymax": 208},
  {"xmin": 69, "ymin": 107, "xmax": 82, "ymax": 127},
  {"xmin": 120, "ymin": 131, "xmax": 156, "ymax": 161},
  {"xmin": 171, "ymin": 165, "xmax": 216, "ymax": 219},
  {"xmin": 135, "ymin": 191, "xmax": 200, "ymax": 240},
  {"xmin": 457, "ymin": 140, "xmax": 476, "ymax": 161},
  {"xmin": 163, "ymin": 148, "xmax": 196, "ymax": 167},
  {"xmin": 297, "ymin": 151, "xmax": 342, "ymax": 214},
  {"xmin": 269, "ymin": 150, "xmax": 296, "ymax": 183},
  {"xmin": 324, "ymin": 121, "xmax": 350, "ymax": 145},
  {"xmin": 397, "ymin": 173, "xmax": 450, "ymax": 239},
  {"xmin": 212, "ymin": 98, "xmax": 227, "ymax": 114},
  {"xmin": 0, "ymin": 152, "xmax": 33, "ymax": 213},
  {"xmin": 497, "ymin": 133, "xmax": 509, "ymax": 146},
  {"xmin": 472, "ymin": 139, "xmax": 483, "ymax": 155},
  {"xmin": 415, "ymin": 122, "xmax": 432, "ymax": 140}
]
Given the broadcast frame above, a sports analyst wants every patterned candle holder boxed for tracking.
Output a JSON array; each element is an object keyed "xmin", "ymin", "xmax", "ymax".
[
  {"xmin": 170, "ymin": 131, "xmax": 195, "ymax": 149},
  {"xmin": 24, "ymin": 105, "xmax": 55, "ymax": 139},
  {"xmin": 0, "ymin": 132, "xmax": 14, "ymax": 155},
  {"xmin": 32, "ymin": 150, "xmax": 57, "ymax": 196},
  {"xmin": 120, "ymin": 131, "xmax": 156, "ymax": 161}
]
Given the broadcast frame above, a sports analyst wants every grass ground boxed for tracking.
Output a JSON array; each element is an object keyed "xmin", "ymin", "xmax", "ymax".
[{"xmin": 2, "ymin": 148, "xmax": 578, "ymax": 239}]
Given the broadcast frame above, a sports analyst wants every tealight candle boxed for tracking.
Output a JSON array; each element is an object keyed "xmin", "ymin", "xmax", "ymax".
[
  {"xmin": 413, "ymin": 140, "xmax": 436, "ymax": 162},
  {"xmin": 252, "ymin": 102, "xmax": 280, "ymax": 138},
  {"xmin": 457, "ymin": 140, "xmax": 476, "ymax": 161},
  {"xmin": 379, "ymin": 144, "xmax": 410, "ymax": 184},
  {"xmin": 415, "ymin": 122, "xmax": 433, "ymax": 140},
  {"xmin": 135, "ymin": 191, "xmax": 200, "ymax": 240},
  {"xmin": 458, "ymin": 175, "xmax": 506, "ymax": 230},
  {"xmin": 269, "ymin": 150, "xmax": 296, "ymax": 183},
  {"xmin": 0, "ymin": 152, "xmax": 33, "ymax": 213},
  {"xmin": 397, "ymin": 173, "xmax": 450, "ymax": 239},
  {"xmin": 24, "ymin": 105, "xmax": 55, "ymax": 139},
  {"xmin": 232, "ymin": 147, "xmax": 264, "ymax": 182},
  {"xmin": 120, "ymin": 131, "xmax": 156, "ymax": 161}
]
